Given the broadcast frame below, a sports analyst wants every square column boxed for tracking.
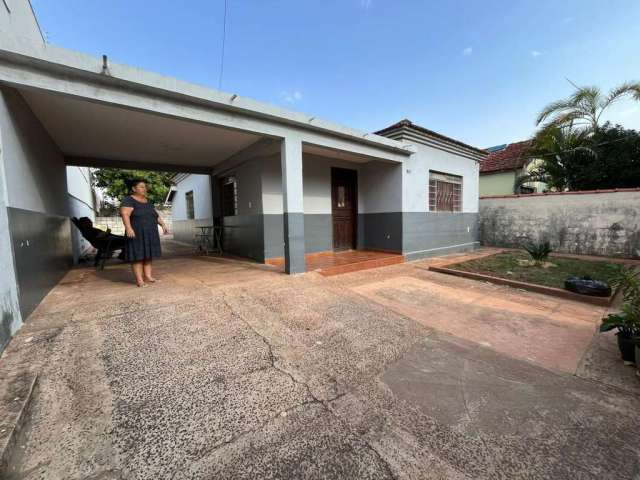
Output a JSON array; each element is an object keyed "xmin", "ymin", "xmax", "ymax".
[{"xmin": 281, "ymin": 136, "xmax": 305, "ymax": 274}]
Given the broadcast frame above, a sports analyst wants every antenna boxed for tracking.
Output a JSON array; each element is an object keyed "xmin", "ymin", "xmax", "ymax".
[{"xmin": 218, "ymin": 0, "xmax": 228, "ymax": 90}]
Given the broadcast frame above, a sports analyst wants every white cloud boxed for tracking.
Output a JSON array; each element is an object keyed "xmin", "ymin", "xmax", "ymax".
[
  {"xmin": 531, "ymin": 50, "xmax": 542, "ymax": 58},
  {"xmin": 360, "ymin": 0, "xmax": 372, "ymax": 9},
  {"xmin": 280, "ymin": 90, "xmax": 303, "ymax": 103},
  {"xmin": 462, "ymin": 47, "xmax": 473, "ymax": 56}
]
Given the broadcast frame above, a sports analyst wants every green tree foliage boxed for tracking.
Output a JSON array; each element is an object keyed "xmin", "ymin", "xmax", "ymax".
[
  {"xmin": 527, "ymin": 123, "xmax": 640, "ymax": 191},
  {"xmin": 92, "ymin": 169, "xmax": 174, "ymax": 206}
]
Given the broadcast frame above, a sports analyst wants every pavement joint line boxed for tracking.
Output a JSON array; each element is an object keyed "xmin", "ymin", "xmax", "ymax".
[
  {"xmin": 0, "ymin": 372, "xmax": 38, "ymax": 476},
  {"xmin": 221, "ymin": 291, "xmax": 400, "ymax": 479}
]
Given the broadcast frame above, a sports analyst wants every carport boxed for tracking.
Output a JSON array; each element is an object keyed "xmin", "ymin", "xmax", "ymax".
[{"xmin": 0, "ymin": 36, "xmax": 411, "ymax": 349}]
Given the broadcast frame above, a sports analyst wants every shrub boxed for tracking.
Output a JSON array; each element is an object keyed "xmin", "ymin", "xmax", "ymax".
[{"xmin": 524, "ymin": 241, "xmax": 552, "ymax": 262}]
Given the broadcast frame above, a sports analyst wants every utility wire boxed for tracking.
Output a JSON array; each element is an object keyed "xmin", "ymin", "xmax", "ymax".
[{"xmin": 218, "ymin": 0, "xmax": 228, "ymax": 90}]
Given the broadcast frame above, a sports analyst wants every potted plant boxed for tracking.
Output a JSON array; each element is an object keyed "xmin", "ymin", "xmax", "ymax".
[
  {"xmin": 600, "ymin": 267, "xmax": 640, "ymax": 364},
  {"xmin": 600, "ymin": 304, "xmax": 640, "ymax": 364}
]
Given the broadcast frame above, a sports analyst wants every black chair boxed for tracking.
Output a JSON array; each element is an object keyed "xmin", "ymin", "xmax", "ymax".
[{"xmin": 71, "ymin": 217, "xmax": 125, "ymax": 270}]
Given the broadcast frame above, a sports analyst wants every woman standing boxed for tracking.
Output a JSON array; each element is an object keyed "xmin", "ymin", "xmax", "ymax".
[{"xmin": 120, "ymin": 179, "xmax": 169, "ymax": 287}]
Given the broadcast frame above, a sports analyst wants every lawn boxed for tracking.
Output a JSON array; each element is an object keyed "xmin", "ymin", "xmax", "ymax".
[{"xmin": 448, "ymin": 251, "xmax": 622, "ymax": 290}]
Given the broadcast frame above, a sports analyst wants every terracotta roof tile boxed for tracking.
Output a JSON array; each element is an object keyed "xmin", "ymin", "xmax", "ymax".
[{"xmin": 480, "ymin": 140, "xmax": 532, "ymax": 173}]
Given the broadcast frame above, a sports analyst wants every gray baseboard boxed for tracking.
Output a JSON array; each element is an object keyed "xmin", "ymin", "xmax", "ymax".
[{"xmin": 7, "ymin": 207, "xmax": 73, "ymax": 321}]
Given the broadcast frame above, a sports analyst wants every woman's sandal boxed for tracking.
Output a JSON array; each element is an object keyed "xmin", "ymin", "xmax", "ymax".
[{"xmin": 136, "ymin": 281, "xmax": 148, "ymax": 288}]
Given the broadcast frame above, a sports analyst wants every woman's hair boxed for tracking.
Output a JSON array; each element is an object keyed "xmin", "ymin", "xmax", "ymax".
[{"xmin": 126, "ymin": 178, "xmax": 146, "ymax": 193}]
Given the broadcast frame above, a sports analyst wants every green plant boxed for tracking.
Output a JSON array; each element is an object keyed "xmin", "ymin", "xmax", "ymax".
[
  {"xmin": 610, "ymin": 266, "xmax": 640, "ymax": 303},
  {"xmin": 600, "ymin": 267, "xmax": 640, "ymax": 338},
  {"xmin": 523, "ymin": 241, "xmax": 552, "ymax": 262},
  {"xmin": 600, "ymin": 304, "xmax": 640, "ymax": 338},
  {"xmin": 528, "ymin": 123, "xmax": 640, "ymax": 191},
  {"xmin": 93, "ymin": 168, "xmax": 174, "ymax": 206}
]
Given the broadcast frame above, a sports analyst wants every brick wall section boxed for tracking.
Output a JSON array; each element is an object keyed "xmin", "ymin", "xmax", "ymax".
[
  {"xmin": 95, "ymin": 208, "xmax": 173, "ymax": 236},
  {"xmin": 479, "ymin": 189, "xmax": 640, "ymax": 259}
]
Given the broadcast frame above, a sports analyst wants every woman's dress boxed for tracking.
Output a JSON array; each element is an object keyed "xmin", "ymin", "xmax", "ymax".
[{"xmin": 121, "ymin": 195, "xmax": 162, "ymax": 261}]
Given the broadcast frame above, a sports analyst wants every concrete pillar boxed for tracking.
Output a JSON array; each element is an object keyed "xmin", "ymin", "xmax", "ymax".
[{"xmin": 281, "ymin": 136, "xmax": 305, "ymax": 274}]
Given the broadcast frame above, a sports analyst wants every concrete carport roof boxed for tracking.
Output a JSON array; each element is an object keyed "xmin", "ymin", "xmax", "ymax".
[{"xmin": 0, "ymin": 36, "xmax": 413, "ymax": 173}]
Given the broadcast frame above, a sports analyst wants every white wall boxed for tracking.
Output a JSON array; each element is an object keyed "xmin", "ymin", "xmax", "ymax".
[
  {"xmin": 0, "ymin": 0, "xmax": 44, "ymax": 44},
  {"xmin": 0, "ymin": 88, "xmax": 68, "ymax": 215},
  {"xmin": 0, "ymin": 105, "xmax": 21, "ymax": 349},
  {"xmin": 66, "ymin": 166, "xmax": 96, "ymax": 262},
  {"xmin": 400, "ymin": 142, "xmax": 480, "ymax": 213},
  {"xmin": 480, "ymin": 190, "xmax": 640, "ymax": 258},
  {"xmin": 360, "ymin": 161, "xmax": 403, "ymax": 213},
  {"xmin": 262, "ymin": 154, "xmax": 380, "ymax": 214},
  {"xmin": 173, "ymin": 174, "xmax": 213, "ymax": 220},
  {"xmin": 0, "ymin": 86, "xmax": 71, "ymax": 350}
]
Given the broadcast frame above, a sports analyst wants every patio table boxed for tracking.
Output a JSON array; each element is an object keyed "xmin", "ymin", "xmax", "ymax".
[{"xmin": 194, "ymin": 225, "xmax": 223, "ymax": 255}]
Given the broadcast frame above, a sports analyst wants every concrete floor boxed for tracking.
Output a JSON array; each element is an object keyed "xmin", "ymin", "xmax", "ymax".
[{"xmin": 1, "ymin": 245, "xmax": 639, "ymax": 479}]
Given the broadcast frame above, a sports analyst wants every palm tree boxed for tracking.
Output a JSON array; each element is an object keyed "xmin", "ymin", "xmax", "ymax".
[
  {"xmin": 536, "ymin": 82, "xmax": 640, "ymax": 134},
  {"xmin": 526, "ymin": 125, "xmax": 597, "ymax": 191}
]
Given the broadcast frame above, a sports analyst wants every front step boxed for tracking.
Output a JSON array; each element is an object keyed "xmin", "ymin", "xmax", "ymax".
[{"xmin": 316, "ymin": 254, "xmax": 404, "ymax": 276}]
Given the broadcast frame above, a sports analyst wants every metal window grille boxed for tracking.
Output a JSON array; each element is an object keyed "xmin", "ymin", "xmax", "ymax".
[{"xmin": 428, "ymin": 171, "xmax": 462, "ymax": 212}]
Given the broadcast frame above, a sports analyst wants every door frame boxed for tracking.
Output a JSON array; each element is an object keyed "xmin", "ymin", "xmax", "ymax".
[{"xmin": 330, "ymin": 167, "xmax": 358, "ymax": 251}]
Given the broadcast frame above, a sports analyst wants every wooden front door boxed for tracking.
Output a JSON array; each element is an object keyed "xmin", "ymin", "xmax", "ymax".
[{"xmin": 331, "ymin": 168, "xmax": 357, "ymax": 251}]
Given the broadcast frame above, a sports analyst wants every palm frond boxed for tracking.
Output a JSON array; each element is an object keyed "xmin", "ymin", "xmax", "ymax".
[
  {"xmin": 543, "ymin": 110, "xmax": 586, "ymax": 130},
  {"xmin": 535, "ymin": 99, "xmax": 577, "ymax": 126},
  {"xmin": 570, "ymin": 86, "xmax": 600, "ymax": 107},
  {"xmin": 599, "ymin": 81, "xmax": 640, "ymax": 113}
]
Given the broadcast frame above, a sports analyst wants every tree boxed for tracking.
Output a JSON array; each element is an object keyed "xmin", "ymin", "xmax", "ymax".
[
  {"xmin": 526, "ymin": 123, "xmax": 640, "ymax": 191},
  {"xmin": 536, "ymin": 82, "xmax": 640, "ymax": 134},
  {"xmin": 92, "ymin": 168, "xmax": 174, "ymax": 206}
]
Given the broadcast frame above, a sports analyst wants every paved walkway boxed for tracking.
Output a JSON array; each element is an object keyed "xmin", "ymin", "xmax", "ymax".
[{"xmin": 1, "ymin": 247, "xmax": 639, "ymax": 479}]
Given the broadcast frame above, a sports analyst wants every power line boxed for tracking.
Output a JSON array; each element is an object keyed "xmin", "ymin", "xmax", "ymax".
[{"xmin": 218, "ymin": 0, "xmax": 228, "ymax": 90}]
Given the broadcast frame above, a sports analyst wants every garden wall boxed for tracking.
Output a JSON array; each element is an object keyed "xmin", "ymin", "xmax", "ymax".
[
  {"xmin": 95, "ymin": 208, "xmax": 172, "ymax": 236},
  {"xmin": 479, "ymin": 189, "xmax": 640, "ymax": 259}
]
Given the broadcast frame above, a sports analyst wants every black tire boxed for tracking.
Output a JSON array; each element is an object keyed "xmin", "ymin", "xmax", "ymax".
[{"xmin": 564, "ymin": 276, "xmax": 611, "ymax": 297}]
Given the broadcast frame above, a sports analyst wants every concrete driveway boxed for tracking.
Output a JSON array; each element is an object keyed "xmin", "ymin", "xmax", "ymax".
[{"xmin": 1, "ymin": 248, "xmax": 639, "ymax": 479}]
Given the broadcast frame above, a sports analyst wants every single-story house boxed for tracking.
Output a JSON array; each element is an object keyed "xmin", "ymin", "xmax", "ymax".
[
  {"xmin": 169, "ymin": 118, "xmax": 486, "ymax": 264},
  {"xmin": 479, "ymin": 141, "xmax": 546, "ymax": 196},
  {"xmin": 0, "ymin": 1, "xmax": 485, "ymax": 351}
]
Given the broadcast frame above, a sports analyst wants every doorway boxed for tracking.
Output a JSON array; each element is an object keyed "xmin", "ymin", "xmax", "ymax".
[{"xmin": 331, "ymin": 167, "xmax": 357, "ymax": 251}]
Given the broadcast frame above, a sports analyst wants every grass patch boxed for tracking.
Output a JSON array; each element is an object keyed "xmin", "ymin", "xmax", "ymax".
[{"xmin": 448, "ymin": 251, "xmax": 622, "ymax": 290}]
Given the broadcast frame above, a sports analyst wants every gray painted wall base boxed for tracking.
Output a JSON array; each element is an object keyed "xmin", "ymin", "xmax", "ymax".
[
  {"xmin": 283, "ymin": 212, "xmax": 305, "ymax": 273},
  {"xmin": 173, "ymin": 218, "xmax": 213, "ymax": 245},
  {"xmin": 358, "ymin": 213, "xmax": 403, "ymax": 252},
  {"xmin": 225, "ymin": 210, "xmax": 480, "ymax": 268},
  {"xmin": 403, "ymin": 212, "xmax": 479, "ymax": 255},
  {"xmin": 7, "ymin": 207, "xmax": 73, "ymax": 321},
  {"xmin": 264, "ymin": 214, "xmax": 333, "ymax": 259},
  {"xmin": 404, "ymin": 242, "xmax": 480, "ymax": 262},
  {"xmin": 223, "ymin": 214, "xmax": 265, "ymax": 262}
]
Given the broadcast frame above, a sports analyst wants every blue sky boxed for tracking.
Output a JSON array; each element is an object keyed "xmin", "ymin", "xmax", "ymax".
[{"xmin": 31, "ymin": 0, "xmax": 640, "ymax": 148}]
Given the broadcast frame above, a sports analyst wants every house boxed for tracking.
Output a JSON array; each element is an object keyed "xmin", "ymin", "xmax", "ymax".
[
  {"xmin": 479, "ymin": 141, "xmax": 545, "ymax": 195},
  {"xmin": 169, "ymin": 119, "xmax": 485, "ymax": 264},
  {"xmin": 0, "ymin": 1, "xmax": 485, "ymax": 351}
]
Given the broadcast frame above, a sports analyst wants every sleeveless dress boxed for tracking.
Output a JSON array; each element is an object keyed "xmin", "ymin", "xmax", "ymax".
[{"xmin": 121, "ymin": 195, "xmax": 162, "ymax": 261}]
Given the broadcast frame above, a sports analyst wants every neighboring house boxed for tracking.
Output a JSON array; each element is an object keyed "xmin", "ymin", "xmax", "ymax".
[
  {"xmin": 0, "ymin": 2, "xmax": 486, "ymax": 351},
  {"xmin": 479, "ymin": 141, "xmax": 546, "ymax": 196},
  {"xmin": 168, "ymin": 173, "xmax": 213, "ymax": 244}
]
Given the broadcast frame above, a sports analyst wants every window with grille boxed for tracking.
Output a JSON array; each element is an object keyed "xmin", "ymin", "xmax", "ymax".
[
  {"xmin": 221, "ymin": 176, "xmax": 238, "ymax": 217},
  {"xmin": 429, "ymin": 171, "xmax": 462, "ymax": 212},
  {"xmin": 185, "ymin": 191, "xmax": 195, "ymax": 219}
]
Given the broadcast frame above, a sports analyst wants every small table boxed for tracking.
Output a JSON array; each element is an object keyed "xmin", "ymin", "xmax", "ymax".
[{"xmin": 194, "ymin": 225, "xmax": 223, "ymax": 255}]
